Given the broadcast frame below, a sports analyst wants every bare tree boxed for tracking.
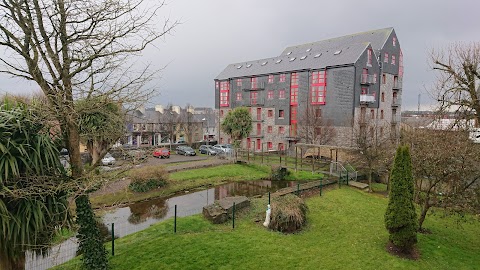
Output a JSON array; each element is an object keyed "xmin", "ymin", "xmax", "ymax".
[
  {"xmin": 405, "ymin": 129, "xmax": 480, "ymax": 230},
  {"xmin": 431, "ymin": 43, "xmax": 480, "ymax": 128},
  {"xmin": 0, "ymin": 1, "xmax": 178, "ymax": 268},
  {"xmin": 297, "ymin": 105, "xmax": 336, "ymax": 145},
  {"xmin": 352, "ymin": 117, "xmax": 396, "ymax": 192}
]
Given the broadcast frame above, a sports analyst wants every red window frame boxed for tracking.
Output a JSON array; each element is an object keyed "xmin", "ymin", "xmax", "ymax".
[
  {"xmin": 247, "ymin": 138, "xmax": 251, "ymax": 149},
  {"xmin": 267, "ymin": 142, "xmax": 273, "ymax": 150},
  {"xmin": 267, "ymin": 90, "xmax": 274, "ymax": 100},
  {"xmin": 290, "ymin": 106, "xmax": 297, "ymax": 123},
  {"xmin": 367, "ymin": 49, "xmax": 372, "ymax": 65},
  {"xmin": 391, "ymin": 55, "xmax": 396, "ymax": 65},
  {"xmin": 279, "ymin": 90, "xmax": 286, "ymax": 99},
  {"xmin": 290, "ymin": 123, "xmax": 297, "ymax": 137},
  {"xmin": 256, "ymin": 123, "xmax": 261, "ymax": 135},
  {"xmin": 361, "ymin": 87, "xmax": 368, "ymax": 95},
  {"xmin": 384, "ymin": 53, "xmax": 389, "ymax": 63},
  {"xmin": 219, "ymin": 81, "xmax": 230, "ymax": 107},
  {"xmin": 268, "ymin": 75, "xmax": 274, "ymax": 83},
  {"xmin": 236, "ymin": 92, "xmax": 242, "ymax": 101},
  {"xmin": 381, "ymin": 92, "xmax": 385, "ymax": 102},
  {"xmin": 279, "ymin": 110, "xmax": 285, "ymax": 119},
  {"xmin": 278, "ymin": 143, "xmax": 284, "ymax": 151},
  {"xmin": 370, "ymin": 109, "xmax": 375, "ymax": 119},
  {"xmin": 290, "ymin": 88, "xmax": 298, "ymax": 105},
  {"xmin": 251, "ymin": 77, "xmax": 257, "ymax": 89},
  {"xmin": 268, "ymin": 110, "xmax": 273, "ymax": 117},
  {"xmin": 279, "ymin": 126, "xmax": 285, "ymax": 134},
  {"xmin": 236, "ymin": 79, "xmax": 242, "ymax": 86},
  {"xmin": 311, "ymin": 70, "xmax": 327, "ymax": 105},
  {"xmin": 256, "ymin": 108, "xmax": 262, "ymax": 121},
  {"xmin": 267, "ymin": 126, "xmax": 273, "ymax": 134},
  {"xmin": 250, "ymin": 92, "xmax": 258, "ymax": 105},
  {"xmin": 256, "ymin": 139, "xmax": 261, "ymax": 150},
  {"xmin": 290, "ymin": 73, "xmax": 299, "ymax": 86},
  {"xmin": 279, "ymin": 74, "xmax": 286, "ymax": 82}
]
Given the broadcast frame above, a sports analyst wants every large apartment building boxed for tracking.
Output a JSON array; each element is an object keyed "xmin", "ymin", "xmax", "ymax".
[{"xmin": 215, "ymin": 27, "xmax": 403, "ymax": 151}]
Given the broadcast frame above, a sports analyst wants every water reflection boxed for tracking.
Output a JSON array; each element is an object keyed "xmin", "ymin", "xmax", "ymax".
[{"xmin": 102, "ymin": 180, "xmax": 297, "ymax": 237}]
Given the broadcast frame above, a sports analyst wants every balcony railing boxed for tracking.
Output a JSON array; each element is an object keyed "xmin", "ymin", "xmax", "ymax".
[
  {"xmin": 250, "ymin": 132, "xmax": 264, "ymax": 138},
  {"xmin": 392, "ymin": 97, "xmax": 401, "ymax": 107},
  {"xmin": 243, "ymin": 97, "xmax": 265, "ymax": 106},
  {"xmin": 361, "ymin": 74, "xmax": 375, "ymax": 85},
  {"xmin": 360, "ymin": 94, "xmax": 376, "ymax": 104},
  {"xmin": 393, "ymin": 80, "xmax": 402, "ymax": 90},
  {"xmin": 391, "ymin": 115, "xmax": 401, "ymax": 124},
  {"xmin": 243, "ymin": 82, "xmax": 265, "ymax": 91}
]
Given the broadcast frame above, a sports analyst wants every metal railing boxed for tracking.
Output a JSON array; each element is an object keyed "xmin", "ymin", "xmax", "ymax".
[
  {"xmin": 360, "ymin": 94, "xmax": 376, "ymax": 104},
  {"xmin": 361, "ymin": 74, "xmax": 375, "ymax": 84}
]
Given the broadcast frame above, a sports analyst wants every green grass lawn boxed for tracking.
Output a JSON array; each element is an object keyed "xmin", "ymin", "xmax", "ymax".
[{"xmin": 59, "ymin": 187, "xmax": 480, "ymax": 270}]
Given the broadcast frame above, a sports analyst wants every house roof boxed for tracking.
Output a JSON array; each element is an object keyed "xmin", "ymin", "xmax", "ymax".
[
  {"xmin": 215, "ymin": 27, "xmax": 393, "ymax": 81},
  {"xmin": 281, "ymin": 27, "xmax": 393, "ymax": 56}
]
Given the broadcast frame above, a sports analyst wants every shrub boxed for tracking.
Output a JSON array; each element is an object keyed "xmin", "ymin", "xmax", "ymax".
[
  {"xmin": 128, "ymin": 166, "xmax": 169, "ymax": 192},
  {"xmin": 270, "ymin": 166, "xmax": 290, "ymax": 180},
  {"xmin": 269, "ymin": 194, "xmax": 308, "ymax": 233},
  {"xmin": 384, "ymin": 146, "xmax": 418, "ymax": 252}
]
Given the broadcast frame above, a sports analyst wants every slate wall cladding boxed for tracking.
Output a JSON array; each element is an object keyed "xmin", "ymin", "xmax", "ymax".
[{"xmin": 214, "ymin": 28, "xmax": 403, "ymax": 151}]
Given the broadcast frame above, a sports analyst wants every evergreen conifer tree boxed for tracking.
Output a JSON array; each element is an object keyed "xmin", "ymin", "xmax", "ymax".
[{"xmin": 385, "ymin": 145, "xmax": 418, "ymax": 252}]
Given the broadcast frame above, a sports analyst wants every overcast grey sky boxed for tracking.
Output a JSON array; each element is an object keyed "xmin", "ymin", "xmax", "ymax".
[{"xmin": 0, "ymin": 0, "xmax": 478, "ymax": 111}]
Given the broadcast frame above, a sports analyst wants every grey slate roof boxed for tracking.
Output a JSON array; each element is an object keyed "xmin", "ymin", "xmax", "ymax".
[
  {"xmin": 215, "ymin": 27, "xmax": 393, "ymax": 81},
  {"xmin": 281, "ymin": 27, "xmax": 393, "ymax": 56}
]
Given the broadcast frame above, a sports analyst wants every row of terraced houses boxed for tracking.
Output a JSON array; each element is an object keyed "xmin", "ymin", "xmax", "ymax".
[{"xmin": 215, "ymin": 27, "xmax": 403, "ymax": 151}]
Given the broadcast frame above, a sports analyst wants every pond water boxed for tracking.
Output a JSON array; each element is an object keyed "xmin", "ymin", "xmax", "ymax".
[
  {"xmin": 26, "ymin": 180, "xmax": 297, "ymax": 270},
  {"xmin": 102, "ymin": 180, "xmax": 297, "ymax": 237}
]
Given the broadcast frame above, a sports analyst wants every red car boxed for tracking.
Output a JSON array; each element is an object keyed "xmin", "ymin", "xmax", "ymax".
[{"xmin": 153, "ymin": 148, "xmax": 170, "ymax": 159}]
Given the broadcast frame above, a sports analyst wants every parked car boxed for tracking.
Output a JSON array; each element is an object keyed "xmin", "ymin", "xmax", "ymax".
[
  {"xmin": 199, "ymin": 145, "xmax": 219, "ymax": 155},
  {"xmin": 153, "ymin": 148, "xmax": 170, "ymax": 159},
  {"xmin": 124, "ymin": 149, "xmax": 148, "ymax": 161},
  {"xmin": 213, "ymin": 144, "xmax": 234, "ymax": 154},
  {"xmin": 101, "ymin": 153, "xmax": 116, "ymax": 165},
  {"xmin": 176, "ymin": 146, "xmax": 196, "ymax": 156}
]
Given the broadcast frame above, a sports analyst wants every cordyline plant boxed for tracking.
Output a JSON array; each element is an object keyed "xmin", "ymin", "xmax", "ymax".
[
  {"xmin": 0, "ymin": 97, "xmax": 72, "ymax": 270},
  {"xmin": 0, "ymin": 0, "xmax": 178, "ymax": 268}
]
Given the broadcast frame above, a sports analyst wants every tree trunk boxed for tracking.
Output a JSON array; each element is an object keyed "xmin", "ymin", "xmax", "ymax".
[
  {"xmin": 65, "ymin": 120, "xmax": 83, "ymax": 178},
  {"xmin": 367, "ymin": 169, "xmax": 373, "ymax": 192},
  {"xmin": 418, "ymin": 200, "xmax": 430, "ymax": 230},
  {"xmin": 0, "ymin": 251, "xmax": 25, "ymax": 270}
]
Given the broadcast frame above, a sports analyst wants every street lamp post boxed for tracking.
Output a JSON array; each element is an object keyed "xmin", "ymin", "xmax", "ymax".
[{"xmin": 202, "ymin": 117, "xmax": 208, "ymax": 145}]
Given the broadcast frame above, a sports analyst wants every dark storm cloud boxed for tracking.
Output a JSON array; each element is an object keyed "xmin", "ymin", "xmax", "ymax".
[{"xmin": 1, "ymin": 0, "xmax": 479, "ymax": 111}]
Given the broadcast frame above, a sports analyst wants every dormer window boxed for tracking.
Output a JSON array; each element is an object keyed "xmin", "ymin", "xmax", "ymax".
[{"xmin": 393, "ymin": 37, "xmax": 397, "ymax": 46}]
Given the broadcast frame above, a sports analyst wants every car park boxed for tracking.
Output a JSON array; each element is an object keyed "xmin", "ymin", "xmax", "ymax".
[
  {"xmin": 199, "ymin": 145, "xmax": 219, "ymax": 155},
  {"xmin": 153, "ymin": 148, "xmax": 170, "ymax": 158},
  {"xmin": 176, "ymin": 146, "xmax": 196, "ymax": 156},
  {"xmin": 101, "ymin": 153, "xmax": 116, "ymax": 165}
]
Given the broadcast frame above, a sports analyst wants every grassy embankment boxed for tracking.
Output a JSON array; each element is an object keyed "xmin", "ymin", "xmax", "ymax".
[
  {"xmin": 91, "ymin": 163, "xmax": 324, "ymax": 208},
  {"xmin": 59, "ymin": 187, "xmax": 480, "ymax": 270}
]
